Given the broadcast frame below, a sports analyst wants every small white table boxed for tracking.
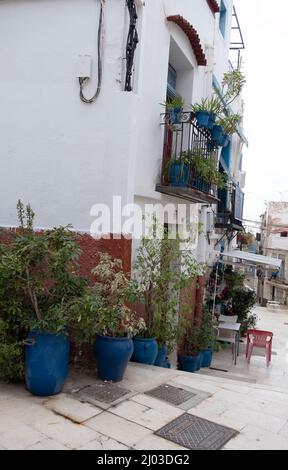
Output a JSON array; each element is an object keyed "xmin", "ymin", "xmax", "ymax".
[{"xmin": 217, "ymin": 322, "xmax": 241, "ymax": 365}]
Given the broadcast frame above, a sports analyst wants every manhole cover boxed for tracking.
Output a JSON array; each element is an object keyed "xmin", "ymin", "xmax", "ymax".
[
  {"xmin": 74, "ymin": 383, "xmax": 130, "ymax": 404},
  {"xmin": 145, "ymin": 384, "xmax": 196, "ymax": 406},
  {"xmin": 156, "ymin": 414, "xmax": 238, "ymax": 450}
]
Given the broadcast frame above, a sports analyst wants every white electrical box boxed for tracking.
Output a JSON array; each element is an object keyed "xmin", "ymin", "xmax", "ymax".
[{"xmin": 76, "ymin": 55, "xmax": 92, "ymax": 79}]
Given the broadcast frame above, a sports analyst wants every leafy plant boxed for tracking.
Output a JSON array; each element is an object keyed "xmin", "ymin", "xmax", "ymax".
[
  {"xmin": 199, "ymin": 311, "xmax": 215, "ymax": 350},
  {"xmin": 70, "ymin": 253, "xmax": 145, "ymax": 341},
  {"xmin": 0, "ymin": 319, "xmax": 24, "ymax": 382},
  {"xmin": 181, "ymin": 323, "xmax": 201, "ymax": 356},
  {"xmin": 134, "ymin": 220, "xmax": 204, "ymax": 352},
  {"xmin": 217, "ymin": 113, "xmax": 242, "ymax": 135},
  {"xmin": 160, "ymin": 96, "xmax": 185, "ymax": 110},
  {"xmin": 0, "ymin": 203, "xmax": 88, "ymax": 337},
  {"xmin": 191, "ymin": 96, "xmax": 221, "ymax": 114},
  {"xmin": 231, "ymin": 287, "xmax": 257, "ymax": 334},
  {"xmin": 192, "ymin": 151, "xmax": 227, "ymax": 189},
  {"xmin": 221, "ymin": 70, "xmax": 246, "ymax": 107}
]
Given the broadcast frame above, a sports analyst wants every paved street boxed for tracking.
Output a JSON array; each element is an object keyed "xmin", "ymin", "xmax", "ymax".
[{"xmin": 0, "ymin": 306, "xmax": 288, "ymax": 450}]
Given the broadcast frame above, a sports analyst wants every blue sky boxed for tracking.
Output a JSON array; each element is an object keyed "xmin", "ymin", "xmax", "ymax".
[{"xmin": 234, "ymin": 0, "xmax": 288, "ymax": 224}]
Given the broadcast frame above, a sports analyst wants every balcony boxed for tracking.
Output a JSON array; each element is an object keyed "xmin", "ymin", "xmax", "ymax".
[
  {"xmin": 156, "ymin": 112, "xmax": 220, "ymax": 205},
  {"xmin": 215, "ymin": 185, "xmax": 244, "ymax": 231}
]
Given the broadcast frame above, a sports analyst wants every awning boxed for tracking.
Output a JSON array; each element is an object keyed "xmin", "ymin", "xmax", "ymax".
[{"xmin": 220, "ymin": 251, "xmax": 282, "ymax": 270}]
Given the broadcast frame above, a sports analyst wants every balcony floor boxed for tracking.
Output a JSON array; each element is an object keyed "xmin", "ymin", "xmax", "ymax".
[{"xmin": 156, "ymin": 184, "xmax": 219, "ymax": 205}]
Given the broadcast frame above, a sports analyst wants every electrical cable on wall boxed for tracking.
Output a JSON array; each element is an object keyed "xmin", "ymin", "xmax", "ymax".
[{"xmin": 79, "ymin": 0, "xmax": 105, "ymax": 104}]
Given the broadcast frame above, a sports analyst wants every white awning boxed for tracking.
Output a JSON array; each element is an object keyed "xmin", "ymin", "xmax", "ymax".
[{"xmin": 220, "ymin": 251, "xmax": 282, "ymax": 270}]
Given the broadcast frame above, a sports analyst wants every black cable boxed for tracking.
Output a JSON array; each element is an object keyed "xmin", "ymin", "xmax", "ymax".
[{"xmin": 79, "ymin": 0, "xmax": 104, "ymax": 104}]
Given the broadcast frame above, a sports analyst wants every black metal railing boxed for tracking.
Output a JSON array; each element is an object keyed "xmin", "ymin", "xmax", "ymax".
[{"xmin": 160, "ymin": 112, "xmax": 218, "ymax": 195}]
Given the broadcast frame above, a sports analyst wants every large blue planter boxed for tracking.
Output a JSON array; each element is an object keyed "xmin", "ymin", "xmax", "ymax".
[
  {"xmin": 178, "ymin": 353, "xmax": 202, "ymax": 373},
  {"xmin": 195, "ymin": 111, "xmax": 210, "ymax": 128},
  {"xmin": 169, "ymin": 163, "xmax": 189, "ymax": 187},
  {"xmin": 93, "ymin": 334, "xmax": 134, "ymax": 382},
  {"xmin": 211, "ymin": 124, "xmax": 224, "ymax": 146},
  {"xmin": 201, "ymin": 349, "xmax": 213, "ymax": 368},
  {"xmin": 207, "ymin": 112, "xmax": 216, "ymax": 130},
  {"xmin": 154, "ymin": 345, "xmax": 168, "ymax": 368},
  {"xmin": 131, "ymin": 337, "xmax": 158, "ymax": 365},
  {"xmin": 25, "ymin": 331, "xmax": 69, "ymax": 397}
]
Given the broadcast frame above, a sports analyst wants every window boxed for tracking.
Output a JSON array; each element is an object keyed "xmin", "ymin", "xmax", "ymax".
[
  {"xmin": 167, "ymin": 64, "xmax": 177, "ymax": 99},
  {"xmin": 219, "ymin": 0, "xmax": 227, "ymax": 38},
  {"xmin": 281, "ymin": 231, "xmax": 288, "ymax": 238}
]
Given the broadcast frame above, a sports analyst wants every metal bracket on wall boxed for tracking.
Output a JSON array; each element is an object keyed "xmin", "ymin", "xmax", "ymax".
[{"xmin": 125, "ymin": 0, "xmax": 139, "ymax": 92}]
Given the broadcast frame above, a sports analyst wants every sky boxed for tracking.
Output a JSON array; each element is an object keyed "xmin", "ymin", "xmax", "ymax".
[{"xmin": 233, "ymin": 0, "xmax": 288, "ymax": 225}]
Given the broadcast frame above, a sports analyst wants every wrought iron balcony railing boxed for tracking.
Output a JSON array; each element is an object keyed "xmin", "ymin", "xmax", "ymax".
[{"xmin": 156, "ymin": 111, "xmax": 220, "ymax": 205}]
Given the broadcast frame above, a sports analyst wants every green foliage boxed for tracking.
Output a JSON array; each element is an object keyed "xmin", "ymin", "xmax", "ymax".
[
  {"xmin": 199, "ymin": 311, "xmax": 215, "ymax": 350},
  {"xmin": 192, "ymin": 151, "xmax": 227, "ymax": 189},
  {"xmin": 181, "ymin": 324, "xmax": 201, "ymax": 355},
  {"xmin": 217, "ymin": 113, "xmax": 242, "ymax": 135},
  {"xmin": 160, "ymin": 96, "xmax": 185, "ymax": 110},
  {"xmin": 70, "ymin": 253, "xmax": 146, "ymax": 341},
  {"xmin": 231, "ymin": 287, "xmax": 257, "ymax": 334},
  {"xmin": 134, "ymin": 221, "xmax": 204, "ymax": 352},
  {"xmin": 0, "ymin": 319, "xmax": 24, "ymax": 382},
  {"xmin": 222, "ymin": 70, "xmax": 246, "ymax": 106},
  {"xmin": 224, "ymin": 269, "xmax": 246, "ymax": 290},
  {"xmin": 191, "ymin": 96, "xmax": 221, "ymax": 114}
]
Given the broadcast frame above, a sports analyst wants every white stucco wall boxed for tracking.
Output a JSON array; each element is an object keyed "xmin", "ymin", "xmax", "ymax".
[{"xmin": 0, "ymin": 0, "xmax": 238, "ymax": 246}]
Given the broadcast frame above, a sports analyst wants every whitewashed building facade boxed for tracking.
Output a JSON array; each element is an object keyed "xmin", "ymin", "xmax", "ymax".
[{"xmin": 0, "ymin": 0, "xmax": 247, "ymax": 264}]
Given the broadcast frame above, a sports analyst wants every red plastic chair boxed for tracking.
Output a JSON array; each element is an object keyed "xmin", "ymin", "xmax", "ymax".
[{"xmin": 246, "ymin": 330, "xmax": 274, "ymax": 367}]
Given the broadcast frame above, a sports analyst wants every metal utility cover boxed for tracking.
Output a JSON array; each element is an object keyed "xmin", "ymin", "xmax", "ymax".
[
  {"xmin": 145, "ymin": 384, "xmax": 196, "ymax": 406},
  {"xmin": 74, "ymin": 383, "xmax": 130, "ymax": 405},
  {"xmin": 156, "ymin": 413, "xmax": 238, "ymax": 450}
]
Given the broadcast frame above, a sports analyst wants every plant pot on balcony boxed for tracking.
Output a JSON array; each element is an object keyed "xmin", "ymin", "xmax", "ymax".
[
  {"xmin": 211, "ymin": 124, "xmax": 224, "ymax": 146},
  {"xmin": 168, "ymin": 107, "xmax": 183, "ymax": 125},
  {"xmin": 220, "ymin": 133, "xmax": 230, "ymax": 148},
  {"xmin": 195, "ymin": 111, "xmax": 210, "ymax": 129},
  {"xmin": 169, "ymin": 162, "xmax": 189, "ymax": 187},
  {"xmin": 207, "ymin": 112, "xmax": 217, "ymax": 130}
]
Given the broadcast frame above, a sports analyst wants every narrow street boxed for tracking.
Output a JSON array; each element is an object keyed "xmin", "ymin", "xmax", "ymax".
[{"xmin": 1, "ymin": 305, "xmax": 288, "ymax": 451}]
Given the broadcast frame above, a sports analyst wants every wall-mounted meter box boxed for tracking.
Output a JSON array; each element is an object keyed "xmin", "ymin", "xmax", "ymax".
[{"xmin": 76, "ymin": 55, "xmax": 92, "ymax": 79}]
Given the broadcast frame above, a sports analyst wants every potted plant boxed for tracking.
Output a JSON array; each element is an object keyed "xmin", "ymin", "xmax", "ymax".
[
  {"xmin": 231, "ymin": 287, "xmax": 257, "ymax": 336},
  {"xmin": 192, "ymin": 151, "xmax": 227, "ymax": 190},
  {"xmin": 133, "ymin": 221, "xmax": 203, "ymax": 367},
  {"xmin": 161, "ymin": 96, "xmax": 185, "ymax": 124},
  {"xmin": 199, "ymin": 311, "xmax": 215, "ymax": 368},
  {"xmin": 70, "ymin": 253, "xmax": 146, "ymax": 382},
  {"xmin": 178, "ymin": 324, "xmax": 202, "ymax": 373},
  {"xmin": 217, "ymin": 113, "xmax": 242, "ymax": 146},
  {"xmin": 0, "ymin": 201, "xmax": 87, "ymax": 396},
  {"xmin": 191, "ymin": 97, "xmax": 220, "ymax": 129},
  {"xmin": 168, "ymin": 150, "xmax": 192, "ymax": 187}
]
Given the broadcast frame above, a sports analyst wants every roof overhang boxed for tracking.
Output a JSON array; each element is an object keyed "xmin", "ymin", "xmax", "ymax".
[
  {"xmin": 206, "ymin": 0, "xmax": 220, "ymax": 15},
  {"xmin": 167, "ymin": 15, "xmax": 207, "ymax": 66},
  {"xmin": 220, "ymin": 251, "xmax": 282, "ymax": 270}
]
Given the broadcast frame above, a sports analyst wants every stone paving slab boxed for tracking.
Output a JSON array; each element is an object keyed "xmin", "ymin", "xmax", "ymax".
[{"xmin": 44, "ymin": 394, "xmax": 102, "ymax": 424}]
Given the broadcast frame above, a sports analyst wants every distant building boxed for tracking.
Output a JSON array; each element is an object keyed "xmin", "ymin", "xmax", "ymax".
[{"xmin": 260, "ymin": 202, "xmax": 288, "ymax": 305}]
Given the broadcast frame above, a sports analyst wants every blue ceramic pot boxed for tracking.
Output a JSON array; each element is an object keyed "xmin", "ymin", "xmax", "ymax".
[
  {"xmin": 195, "ymin": 111, "xmax": 210, "ymax": 128},
  {"xmin": 201, "ymin": 349, "xmax": 213, "ymax": 368},
  {"xmin": 211, "ymin": 124, "xmax": 224, "ymax": 145},
  {"xmin": 207, "ymin": 112, "xmax": 216, "ymax": 130},
  {"xmin": 154, "ymin": 345, "xmax": 168, "ymax": 368},
  {"xmin": 131, "ymin": 337, "xmax": 158, "ymax": 365},
  {"xmin": 169, "ymin": 163, "xmax": 189, "ymax": 187},
  {"xmin": 93, "ymin": 334, "xmax": 134, "ymax": 382},
  {"xmin": 169, "ymin": 107, "xmax": 183, "ymax": 124},
  {"xmin": 25, "ymin": 330, "xmax": 69, "ymax": 397},
  {"xmin": 178, "ymin": 353, "xmax": 202, "ymax": 373}
]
